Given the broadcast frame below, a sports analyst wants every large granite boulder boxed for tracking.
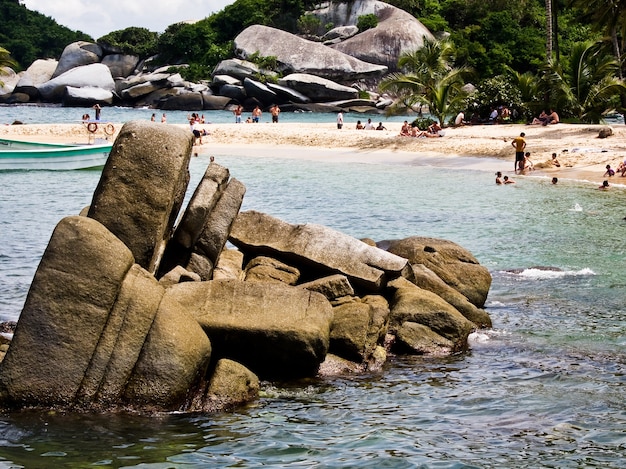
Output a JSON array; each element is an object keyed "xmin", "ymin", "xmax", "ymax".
[
  {"xmin": 278, "ymin": 73, "xmax": 358, "ymax": 102},
  {"xmin": 0, "ymin": 67, "xmax": 18, "ymax": 96},
  {"xmin": 243, "ymin": 78, "xmax": 277, "ymax": 106},
  {"xmin": 0, "ymin": 216, "xmax": 212, "ymax": 411},
  {"xmin": 387, "ymin": 277, "xmax": 475, "ymax": 350},
  {"xmin": 101, "ymin": 53, "xmax": 139, "ymax": 78},
  {"xmin": 159, "ymin": 92, "xmax": 204, "ymax": 111},
  {"xmin": 166, "ymin": 279, "xmax": 334, "ymax": 379},
  {"xmin": 213, "ymin": 58, "xmax": 260, "ymax": 81},
  {"xmin": 393, "ymin": 321, "xmax": 455, "ymax": 355},
  {"xmin": 380, "ymin": 236, "xmax": 492, "ymax": 308},
  {"xmin": 38, "ymin": 63, "xmax": 115, "ymax": 102},
  {"xmin": 329, "ymin": 295, "xmax": 389, "ymax": 363},
  {"xmin": 52, "ymin": 41, "xmax": 103, "ymax": 78},
  {"xmin": 410, "ymin": 264, "xmax": 492, "ymax": 328},
  {"xmin": 198, "ymin": 359, "xmax": 259, "ymax": 412},
  {"xmin": 234, "ymin": 25, "xmax": 388, "ymax": 81},
  {"xmin": 12, "ymin": 59, "xmax": 57, "ymax": 99},
  {"xmin": 160, "ymin": 162, "xmax": 245, "ymax": 281},
  {"xmin": 312, "ymin": 0, "xmax": 435, "ymax": 71},
  {"xmin": 63, "ymin": 86, "xmax": 114, "ymax": 106},
  {"xmin": 88, "ymin": 120, "xmax": 193, "ymax": 274},
  {"xmin": 229, "ymin": 211, "xmax": 414, "ymax": 292},
  {"xmin": 202, "ymin": 94, "xmax": 232, "ymax": 110}
]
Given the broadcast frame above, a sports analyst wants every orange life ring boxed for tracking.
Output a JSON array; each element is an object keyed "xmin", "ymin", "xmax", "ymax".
[
  {"xmin": 104, "ymin": 123, "xmax": 115, "ymax": 135},
  {"xmin": 87, "ymin": 122, "xmax": 98, "ymax": 133}
]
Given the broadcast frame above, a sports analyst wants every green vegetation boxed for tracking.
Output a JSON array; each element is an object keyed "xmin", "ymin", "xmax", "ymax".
[
  {"xmin": 297, "ymin": 14, "xmax": 322, "ymax": 35},
  {"xmin": 0, "ymin": 0, "xmax": 91, "ymax": 70},
  {"xmin": 98, "ymin": 28, "xmax": 159, "ymax": 57},
  {"xmin": 380, "ymin": 38, "xmax": 469, "ymax": 126},
  {"xmin": 0, "ymin": 46, "xmax": 17, "ymax": 86},
  {"xmin": 356, "ymin": 14, "xmax": 379, "ymax": 32}
]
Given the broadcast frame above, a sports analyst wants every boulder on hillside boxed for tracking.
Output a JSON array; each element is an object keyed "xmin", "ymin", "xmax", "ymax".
[
  {"xmin": 159, "ymin": 92, "xmax": 204, "ymax": 111},
  {"xmin": 278, "ymin": 73, "xmax": 358, "ymax": 102},
  {"xmin": 243, "ymin": 78, "xmax": 277, "ymax": 106},
  {"xmin": 87, "ymin": 120, "xmax": 193, "ymax": 274},
  {"xmin": 165, "ymin": 279, "xmax": 334, "ymax": 379},
  {"xmin": 312, "ymin": 0, "xmax": 435, "ymax": 71},
  {"xmin": 380, "ymin": 236, "xmax": 492, "ymax": 308},
  {"xmin": 13, "ymin": 59, "xmax": 58, "ymax": 99},
  {"xmin": 63, "ymin": 86, "xmax": 114, "ymax": 106},
  {"xmin": 234, "ymin": 25, "xmax": 388, "ymax": 81},
  {"xmin": 213, "ymin": 59, "xmax": 260, "ymax": 81},
  {"xmin": 229, "ymin": 211, "xmax": 414, "ymax": 292},
  {"xmin": 0, "ymin": 67, "xmax": 18, "ymax": 96},
  {"xmin": 52, "ymin": 41, "xmax": 103, "ymax": 78},
  {"xmin": 101, "ymin": 54, "xmax": 139, "ymax": 78},
  {"xmin": 322, "ymin": 25, "xmax": 359, "ymax": 42},
  {"xmin": 38, "ymin": 63, "xmax": 115, "ymax": 102},
  {"xmin": 202, "ymin": 94, "xmax": 232, "ymax": 110},
  {"xmin": 266, "ymin": 83, "xmax": 311, "ymax": 104}
]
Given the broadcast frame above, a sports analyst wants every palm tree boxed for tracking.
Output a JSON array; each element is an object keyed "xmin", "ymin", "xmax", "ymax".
[
  {"xmin": 568, "ymin": 0, "xmax": 626, "ymax": 78},
  {"xmin": 545, "ymin": 0, "xmax": 553, "ymax": 62},
  {"xmin": 0, "ymin": 47, "xmax": 17, "ymax": 87},
  {"xmin": 379, "ymin": 37, "xmax": 469, "ymax": 126},
  {"xmin": 543, "ymin": 40, "xmax": 626, "ymax": 122}
]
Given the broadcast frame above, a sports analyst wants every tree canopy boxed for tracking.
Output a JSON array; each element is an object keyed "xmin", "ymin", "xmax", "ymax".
[{"xmin": 0, "ymin": 0, "xmax": 91, "ymax": 70}]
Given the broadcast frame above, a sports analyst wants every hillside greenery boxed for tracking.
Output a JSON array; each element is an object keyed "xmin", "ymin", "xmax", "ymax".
[{"xmin": 0, "ymin": 0, "xmax": 92, "ymax": 70}]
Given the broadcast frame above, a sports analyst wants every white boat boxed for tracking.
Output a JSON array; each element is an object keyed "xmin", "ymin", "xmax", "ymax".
[{"xmin": 0, "ymin": 138, "xmax": 112, "ymax": 170}]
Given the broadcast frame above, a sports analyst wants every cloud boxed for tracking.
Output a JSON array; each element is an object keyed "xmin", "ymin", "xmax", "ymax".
[{"xmin": 21, "ymin": 0, "xmax": 232, "ymax": 39}]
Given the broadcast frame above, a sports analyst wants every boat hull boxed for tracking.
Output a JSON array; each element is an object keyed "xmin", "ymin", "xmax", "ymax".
[{"xmin": 0, "ymin": 138, "xmax": 112, "ymax": 170}]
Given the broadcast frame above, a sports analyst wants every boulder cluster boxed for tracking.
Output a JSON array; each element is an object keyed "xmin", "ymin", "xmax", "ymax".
[
  {"xmin": 0, "ymin": 0, "xmax": 434, "ymax": 115},
  {"xmin": 0, "ymin": 121, "xmax": 491, "ymax": 414}
]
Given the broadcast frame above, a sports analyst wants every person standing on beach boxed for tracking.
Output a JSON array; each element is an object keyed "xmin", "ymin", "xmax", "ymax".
[
  {"xmin": 337, "ymin": 111, "xmax": 344, "ymax": 129},
  {"xmin": 252, "ymin": 106, "xmax": 261, "ymax": 123},
  {"xmin": 512, "ymin": 132, "xmax": 526, "ymax": 172},
  {"xmin": 270, "ymin": 104, "xmax": 280, "ymax": 123},
  {"xmin": 234, "ymin": 105, "xmax": 243, "ymax": 123}
]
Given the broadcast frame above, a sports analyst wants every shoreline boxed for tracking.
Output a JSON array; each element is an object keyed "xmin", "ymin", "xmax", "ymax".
[{"xmin": 2, "ymin": 121, "xmax": 625, "ymax": 184}]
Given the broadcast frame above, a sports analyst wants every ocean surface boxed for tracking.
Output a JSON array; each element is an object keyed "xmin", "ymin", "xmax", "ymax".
[
  {"xmin": 1, "ymin": 105, "xmax": 626, "ymax": 468},
  {"xmin": 0, "ymin": 104, "xmax": 411, "ymax": 127}
]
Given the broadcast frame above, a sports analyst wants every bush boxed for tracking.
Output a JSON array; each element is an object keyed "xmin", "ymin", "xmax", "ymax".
[
  {"xmin": 357, "ymin": 14, "xmax": 378, "ymax": 32},
  {"xmin": 411, "ymin": 117, "xmax": 436, "ymax": 130},
  {"xmin": 297, "ymin": 14, "xmax": 322, "ymax": 35}
]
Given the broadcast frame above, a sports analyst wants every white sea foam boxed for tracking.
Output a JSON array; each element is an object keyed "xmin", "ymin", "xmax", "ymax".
[{"xmin": 513, "ymin": 267, "xmax": 596, "ymax": 279}]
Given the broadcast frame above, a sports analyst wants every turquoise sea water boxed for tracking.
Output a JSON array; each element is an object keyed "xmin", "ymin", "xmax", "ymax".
[{"xmin": 0, "ymin": 106, "xmax": 625, "ymax": 467}]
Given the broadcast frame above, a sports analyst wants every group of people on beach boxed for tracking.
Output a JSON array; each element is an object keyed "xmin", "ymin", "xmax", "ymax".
[
  {"xmin": 235, "ymin": 105, "xmax": 280, "ymax": 123},
  {"xmin": 150, "ymin": 113, "xmax": 168, "ymax": 123},
  {"xmin": 188, "ymin": 112, "xmax": 209, "ymax": 145},
  {"xmin": 531, "ymin": 109, "xmax": 560, "ymax": 125},
  {"xmin": 398, "ymin": 120, "xmax": 444, "ymax": 138}
]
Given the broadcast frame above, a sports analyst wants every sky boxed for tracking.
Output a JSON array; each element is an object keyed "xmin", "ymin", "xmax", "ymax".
[{"xmin": 21, "ymin": 0, "xmax": 235, "ymax": 39}]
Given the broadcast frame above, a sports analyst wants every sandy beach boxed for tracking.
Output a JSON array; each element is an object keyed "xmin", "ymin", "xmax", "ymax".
[{"xmin": 2, "ymin": 120, "xmax": 625, "ymax": 183}]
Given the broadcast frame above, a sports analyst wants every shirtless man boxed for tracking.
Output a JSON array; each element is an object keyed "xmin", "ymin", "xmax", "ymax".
[
  {"xmin": 544, "ymin": 109, "xmax": 559, "ymax": 125},
  {"xmin": 270, "ymin": 104, "xmax": 280, "ymax": 123},
  {"xmin": 511, "ymin": 132, "xmax": 527, "ymax": 172}
]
